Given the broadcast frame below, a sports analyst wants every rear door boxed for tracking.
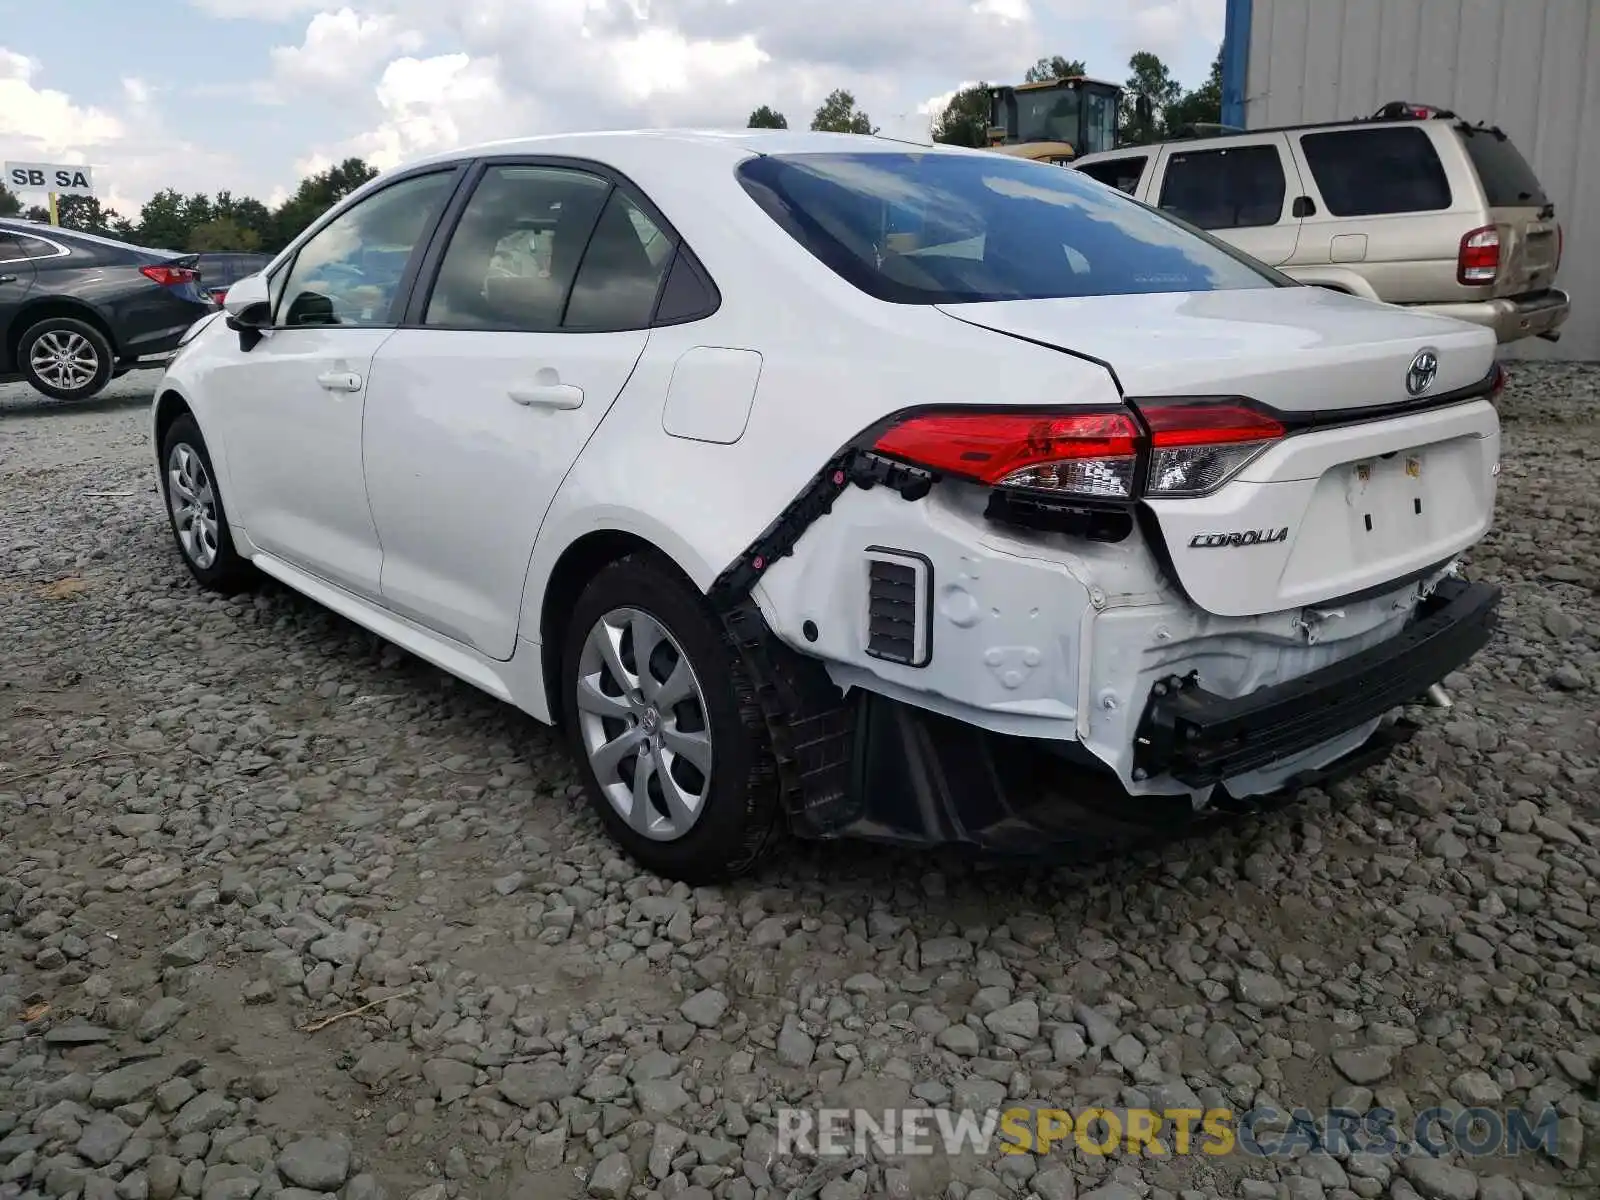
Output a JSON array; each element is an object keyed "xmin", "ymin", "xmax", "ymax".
[
  {"xmin": 0, "ymin": 234, "xmax": 39, "ymax": 364},
  {"xmin": 1454, "ymin": 124, "xmax": 1561, "ymax": 297},
  {"xmin": 1152, "ymin": 135, "xmax": 1303, "ymax": 265},
  {"xmin": 1289, "ymin": 124, "xmax": 1461, "ymax": 302},
  {"xmin": 361, "ymin": 160, "xmax": 676, "ymax": 659}
]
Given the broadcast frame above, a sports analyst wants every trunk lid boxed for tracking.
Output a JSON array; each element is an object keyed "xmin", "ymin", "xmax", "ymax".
[
  {"xmin": 937, "ymin": 286, "xmax": 1495, "ymax": 409},
  {"xmin": 939, "ymin": 287, "xmax": 1500, "ymax": 617}
]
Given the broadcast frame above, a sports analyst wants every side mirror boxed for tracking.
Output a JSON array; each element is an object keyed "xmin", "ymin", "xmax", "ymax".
[{"xmin": 222, "ymin": 273, "xmax": 272, "ymax": 351}]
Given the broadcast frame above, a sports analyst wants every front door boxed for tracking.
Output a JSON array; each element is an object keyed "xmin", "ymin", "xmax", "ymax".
[
  {"xmin": 362, "ymin": 162, "xmax": 675, "ymax": 659},
  {"xmin": 1153, "ymin": 136, "xmax": 1304, "ymax": 266},
  {"xmin": 208, "ymin": 168, "xmax": 459, "ymax": 599}
]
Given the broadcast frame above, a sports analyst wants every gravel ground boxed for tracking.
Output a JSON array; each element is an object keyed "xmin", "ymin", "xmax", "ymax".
[{"xmin": 1, "ymin": 364, "xmax": 1597, "ymax": 1200}]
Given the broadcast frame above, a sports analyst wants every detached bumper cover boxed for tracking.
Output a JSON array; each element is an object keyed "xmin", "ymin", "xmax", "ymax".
[{"xmin": 1133, "ymin": 577, "xmax": 1500, "ymax": 787}]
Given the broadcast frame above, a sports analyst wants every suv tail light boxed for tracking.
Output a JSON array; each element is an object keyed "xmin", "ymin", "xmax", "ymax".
[
  {"xmin": 870, "ymin": 400, "xmax": 1285, "ymax": 505},
  {"xmin": 1457, "ymin": 226, "xmax": 1500, "ymax": 285},
  {"xmin": 141, "ymin": 264, "xmax": 199, "ymax": 288}
]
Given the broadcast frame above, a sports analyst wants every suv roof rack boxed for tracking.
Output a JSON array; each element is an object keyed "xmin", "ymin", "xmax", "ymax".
[{"xmin": 1371, "ymin": 101, "xmax": 1457, "ymax": 121}]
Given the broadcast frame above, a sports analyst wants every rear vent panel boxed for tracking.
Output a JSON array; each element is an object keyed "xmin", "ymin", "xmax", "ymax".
[{"xmin": 865, "ymin": 548, "xmax": 932, "ymax": 667}]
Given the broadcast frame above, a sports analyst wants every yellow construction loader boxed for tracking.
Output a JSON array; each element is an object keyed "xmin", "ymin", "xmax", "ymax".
[{"xmin": 984, "ymin": 76, "xmax": 1146, "ymax": 164}]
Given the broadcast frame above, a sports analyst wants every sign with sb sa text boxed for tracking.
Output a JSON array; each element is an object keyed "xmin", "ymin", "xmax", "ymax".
[{"xmin": 5, "ymin": 162, "xmax": 96, "ymax": 196}]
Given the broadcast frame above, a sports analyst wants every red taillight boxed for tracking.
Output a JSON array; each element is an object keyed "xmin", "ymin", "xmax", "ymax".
[
  {"xmin": 141, "ymin": 265, "xmax": 198, "ymax": 288},
  {"xmin": 873, "ymin": 410, "xmax": 1142, "ymax": 498},
  {"xmin": 1490, "ymin": 361, "xmax": 1508, "ymax": 399},
  {"xmin": 1457, "ymin": 226, "xmax": 1500, "ymax": 286},
  {"xmin": 871, "ymin": 401, "xmax": 1286, "ymax": 503}
]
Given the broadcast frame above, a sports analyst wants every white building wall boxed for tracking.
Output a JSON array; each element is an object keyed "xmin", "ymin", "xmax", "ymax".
[{"xmin": 1244, "ymin": 0, "xmax": 1599, "ymax": 361}]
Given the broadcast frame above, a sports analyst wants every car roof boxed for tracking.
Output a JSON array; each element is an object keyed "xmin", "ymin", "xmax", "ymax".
[
  {"xmin": 399, "ymin": 127, "xmax": 953, "ymax": 173},
  {"xmin": 0, "ymin": 217, "xmax": 181, "ymax": 259}
]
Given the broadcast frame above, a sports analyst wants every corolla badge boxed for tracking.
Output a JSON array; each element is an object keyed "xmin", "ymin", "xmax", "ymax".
[
  {"xmin": 1407, "ymin": 348, "xmax": 1439, "ymax": 397},
  {"xmin": 1189, "ymin": 528, "xmax": 1289, "ymax": 549}
]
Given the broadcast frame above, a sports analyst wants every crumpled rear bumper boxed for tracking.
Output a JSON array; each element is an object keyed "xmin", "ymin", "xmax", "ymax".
[{"xmin": 1131, "ymin": 577, "xmax": 1500, "ymax": 787}]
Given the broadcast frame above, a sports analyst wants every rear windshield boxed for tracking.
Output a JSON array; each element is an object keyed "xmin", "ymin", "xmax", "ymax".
[
  {"xmin": 1456, "ymin": 126, "xmax": 1549, "ymax": 208},
  {"xmin": 736, "ymin": 151, "xmax": 1279, "ymax": 304}
]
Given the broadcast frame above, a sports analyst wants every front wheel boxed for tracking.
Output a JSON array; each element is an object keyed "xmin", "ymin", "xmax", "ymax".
[
  {"xmin": 20, "ymin": 317, "xmax": 113, "ymax": 401},
  {"xmin": 160, "ymin": 413, "xmax": 255, "ymax": 593},
  {"xmin": 560, "ymin": 553, "xmax": 783, "ymax": 883}
]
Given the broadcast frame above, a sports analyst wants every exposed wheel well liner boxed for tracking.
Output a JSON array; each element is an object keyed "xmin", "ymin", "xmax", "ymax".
[
  {"xmin": 154, "ymin": 391, "xmax": 193, "ymax": 458},
  {"xmin": 539, "ymin": 530, "xmax": 678, "ymax": 725}
]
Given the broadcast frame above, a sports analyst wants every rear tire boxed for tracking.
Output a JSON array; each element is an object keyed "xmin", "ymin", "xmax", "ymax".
[
  {"xmin": 160, "ymin": 413, "xmax": 255, "ymax": 594},
  {"xmin": 19, "ymin": 317, "xmax": 113, "ymax": 401},
  {"xmin": 560, "ymin": 552, "xmax": 783, "ymax": 883}
]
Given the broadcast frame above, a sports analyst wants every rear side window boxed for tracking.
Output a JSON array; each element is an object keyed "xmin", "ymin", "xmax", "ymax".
[
  {"xmin": 1456, "ymin": 126, "xmax": 1548, "ymax": 208},
  {"xmin": 424, "ymin": 165, "xmax": 611, "ymax": 332},
  {"xmin": 563, "ymin": 190, "xmax": 674, "ymax": 330},
  {"xmin": 0, "ymin": 233, "xmax": 63, "ymax": 261},
  {"xmin": 1158, "ymin": 145, "xmax": 1286, "ymax": 230},
  {"xmin": 1078, "ymin": 155, "xmax": 1148, "ymax": 195},
  {"xmin": 736, "ymin": 151, "xmax": 1276, "ymax": 305},
  {"xmin": 1299, "ymin": 127, "xmax": 1451, "ymax": 216},
  {"xmin": 0, "ymin": 234, "xmax": 21, "ymax": 263}
]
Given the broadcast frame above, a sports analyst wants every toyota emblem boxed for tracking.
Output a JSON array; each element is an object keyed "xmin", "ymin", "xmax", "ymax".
[{"xmin": 1407, "ymin": 349, "xmax": 1439, "ymax": 397}]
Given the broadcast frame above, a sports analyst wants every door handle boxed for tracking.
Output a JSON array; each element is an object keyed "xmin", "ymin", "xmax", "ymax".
[
  {"xmin": 317, "ymin": 370, "xmax": 363, "ymax": 393},
  {"xmin": 0, "ymin": 275, "xmax": 17, "ymax": 284},
  {"xmin": 509, "ymin": 383, "xmax": 583, "ymax": 410}
]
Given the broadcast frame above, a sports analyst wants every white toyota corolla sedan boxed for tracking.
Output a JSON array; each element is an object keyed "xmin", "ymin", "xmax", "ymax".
[{"xmin": 153, "ymin": 129, "xmax": 1504, "ymax": 881}]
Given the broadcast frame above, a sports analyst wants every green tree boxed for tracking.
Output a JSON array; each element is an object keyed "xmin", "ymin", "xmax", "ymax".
[
  {"xmin": 135, "ymin": 189, "xmax": 195, "ymax": 250},
  {"xmin": 1024, "ymin": 55, "xmax": 1088, "ymax": 83},
  {"xmin": 188, "ymin": 216, "xmax": 262, "ymax": 252},
  {"xmin": 932, "ymin": 84, "xmax": 992, "ymax": 148},
  {"xmin": 810, "ymin": 89, "xmax": 876, "ymax": 134},
  {"xmin": 747, "ymin": 105, "xmax": 788, "ymax": 129},
  {"xmin": 1120, "ymin": 50, "xmax": 1183, "ymax": 144},
  {"xmin": 1163, "ymin": 49, "xmax": 1224, "ymax": 135},
  {"xmin": 272, "ymin": 157, "xmax": 378, "ymax": 248},
  {"xmin": 23, "ymin": 204, "xmax": 50, "ymax": 223},
  {"xmin": 55, "ymin": 195, "xmax": 126, "ymax": 237},
  {"xmin": 0, "ymin": 183, "xmax": 20, "ymax": 217}
]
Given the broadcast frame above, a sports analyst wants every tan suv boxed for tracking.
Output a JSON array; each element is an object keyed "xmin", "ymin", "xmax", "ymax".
[{"xmin": 1072, "ymin": 103, "xmax": 1569, "ymax": 345}]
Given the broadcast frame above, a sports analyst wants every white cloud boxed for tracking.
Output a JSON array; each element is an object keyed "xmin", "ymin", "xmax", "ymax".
[
  {"xmin": 1120, "ymin": 0, "xmax": 1225, "ymax": 65},
  {"xmin": 0, "ymin": 49, "xmax": 124, "ymax": 152},
  {"xmin": 270, "ymin": 8, "xmax": 426, "ymax": 95}
]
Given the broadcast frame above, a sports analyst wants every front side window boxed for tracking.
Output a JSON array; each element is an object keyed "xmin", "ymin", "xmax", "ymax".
[
  {"xmin": 1300, "ymin": 127, "xmax": 1452, "ymax": 216},
  {"xmin": 1158, "ymin": 145, "xmax": 1287, "ymax": 230},
  {"xmin": 1079, "ymin": 154, "xmax": 1149, "ymax": 196},
  {"xmin": 425, "ymin": 165, "xmax": 611, "ymax": 331},
  {"xmin": 737, "ymin": 151, "xmax": 1277, "ymax": 305},
  {"xmin": 278, "ymin": 170, "xmax": 454, "ymax": 327}
]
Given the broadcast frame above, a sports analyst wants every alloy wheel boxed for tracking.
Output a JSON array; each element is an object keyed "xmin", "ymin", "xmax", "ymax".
[
  {"xmin": 167, "ymin": 443, "xmax": 220, "ymax": 569},
  {"xmin": 29, "ymin": 330, "xmax": 100, "ymax": 392},
  {"xmin": 575, "ymin": 607, "xmax": 713, "ymax": 841}
]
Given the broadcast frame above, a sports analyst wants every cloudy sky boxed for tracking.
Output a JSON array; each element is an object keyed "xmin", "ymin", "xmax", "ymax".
[{"xmin": 0, "ymin": 0, "xmax": 1223, "ymax": 216}]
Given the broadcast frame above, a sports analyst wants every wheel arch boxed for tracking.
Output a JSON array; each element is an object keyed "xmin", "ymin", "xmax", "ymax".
[
  {"xmin": 534, "ymin": 525, "xmax": 715, "ymax": 728},
  {"xmin": 7, "ymin": 298, "xmax": 119, "ymax": 367},
  {"xmin": 1283, "ymin": 268, "xmax": 1382, "ymax": 301},
  {"xmin": 153, "ymin": 388, "xmax": 194, "ymax": 458}
]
